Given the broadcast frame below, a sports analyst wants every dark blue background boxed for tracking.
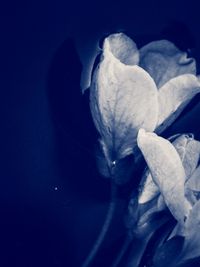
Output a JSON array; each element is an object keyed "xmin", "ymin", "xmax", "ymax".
[{"xmin": 1, "ymin": 0, "xmax": 200, "ymax": 266}]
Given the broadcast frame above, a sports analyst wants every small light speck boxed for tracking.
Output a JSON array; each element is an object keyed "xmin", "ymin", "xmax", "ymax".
[{"xmin": 54, "ymin": 187, "xmax": 58, "ymax": 191}]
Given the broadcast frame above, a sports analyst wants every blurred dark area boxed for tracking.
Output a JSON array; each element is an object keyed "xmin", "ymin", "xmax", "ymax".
[{"xmin": 1, "ymin": 0, "xmax": 200, "ymax": 266}]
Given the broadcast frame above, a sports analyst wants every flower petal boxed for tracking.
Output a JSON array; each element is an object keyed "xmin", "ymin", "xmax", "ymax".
[
  {"xmin": 173, "ymin": 134, "xmax": 200, "ymax": 178},
  {"xmin": 139, "ymin": 40, "xmax": 196, "ymax": 88},
  {"xmin": 80, "ymin": 33, "xmax": 139, "ymax": 92},
  {"xmin": 156, "ymin": 74, "xmax": 200, "ymax": 133},
  {"xmin": 137, "ymin": 129, "xmax": 192, "ymax": 224},
  {"xmin": 182, "ymin": 200, "xmax": 200, "ymax": 261},
  {"xmin": 138, "ymin": 170, "xmax": 160, "ymax": 204},
  {"xmin": 186, "ymin": 165, "xmax": 200, "ymax": 191},
  {"xmin": 185, "ymin": 165, "xmax": 200, "ymax": 205},
  {"xmin": 157, "ymin": 194, "xmax": 166, "ymax": 211},
  {"xmin": 138, "ymin": 134, "xmax": 197, "ymax": 204},
  {"xmin": 90, "ymin": 39, "xmax": 158, "ymax": 162},
  {"xmin": 80, "ymin": 40, "xmax": 101, "ymax": 93},
  {"xmin": 104, "ymin": 33, "xmax": 139, "ymax": 65}
]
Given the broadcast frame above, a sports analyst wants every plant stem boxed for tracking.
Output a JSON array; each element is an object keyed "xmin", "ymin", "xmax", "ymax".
[
  {"xmin": 81, "ymin": 181, "xmax": 117, "ymax": 267},
  {"xmin": 111, "ymin": 234, "xmax": 132, "ymax": 267}
]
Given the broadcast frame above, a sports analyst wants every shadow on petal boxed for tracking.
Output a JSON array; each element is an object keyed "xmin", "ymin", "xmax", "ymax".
[
  {"xmin": 90, "ymin": 39, "xmax": 158, "ymax": 162},
  {"xmin": 137, "ymin": 129, "xmax": 191, "ymax": 224},
  {"xmin": 139, "ymin": 40, "xmax": 196, "ymax": 88},
  {"xmin": 181, "ymin": 200, "xmax": 200, "ymax": 261},
  {"xmin": 156, "ymin": 74, "xmax": 200, "ymax": 133}
]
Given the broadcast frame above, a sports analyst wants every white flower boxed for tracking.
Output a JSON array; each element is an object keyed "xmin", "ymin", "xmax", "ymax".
[
  {"xmin": 137, "ymin": 129, "xmax": 200, "ymax": 261},
  {"xmin": 87, "ymin": 33, "xmax": 200, "ymax": 166},
  {"xmin": 139, "ymin": 133, "xmax": 200, "ymax": 204}
]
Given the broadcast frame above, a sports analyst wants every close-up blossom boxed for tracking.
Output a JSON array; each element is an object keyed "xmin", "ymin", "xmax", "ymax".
[
  {"xmin": 4, "ymin": 1, "xmax": 200, "ymax": 267},
  {"xmin": 81, "ymin": 32, "xmax": 200, "ymax": 267},
  {"xmin": 137, "ymin": 129, "xmax": 200, "ymax": 264},
  {"xmin": 88, "ymin": 33, "xmax": 200, "ymax": 168},
  {"xmin": 138, "ymin": 133, "xmax": 200, "ymax": 204}
]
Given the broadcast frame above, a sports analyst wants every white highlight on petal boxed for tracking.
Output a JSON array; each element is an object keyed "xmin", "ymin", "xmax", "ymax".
[
  {"xmin": 137, "ymin": 129, "xmax": 192, "ymax": 224},
  {"xmin": 138, "ymin": 134, "xmax": 199, "ymax": 204},
  {"xmin": 103, "ymin": 33, "xmax": 139, "ymax": 65},
  {"xmin": 138, "ymin": 170, "xmax": 159, "ymax": 204},
  {"xmin": 140, "ymin": 40, "xmax": 196, "ymax": 88},
  {"xmin": 156, "ymin": 74, "xmax": 200, "ymax": 133},
  {"xmin": 90, "ymin": 37, "xmax": 158, "ymax": 161}
]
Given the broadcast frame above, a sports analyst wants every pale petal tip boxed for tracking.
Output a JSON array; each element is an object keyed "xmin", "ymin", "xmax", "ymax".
[
  {"xmin": 137, "ymin": 128, "xmax": 146, "ymax": 144},
  {"xmin": 137, "ymin": 129, "xmax": 158, "ymax": 147},
  {"xmin": 103, "ymin": 32, "xmax": 139, "ymax": 65}
]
